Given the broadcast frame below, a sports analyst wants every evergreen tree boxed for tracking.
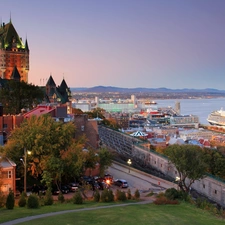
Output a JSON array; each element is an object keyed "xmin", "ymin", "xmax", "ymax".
[{"xmin": 5, "ymin": 190, "xmax": 15, "ymax": 209}]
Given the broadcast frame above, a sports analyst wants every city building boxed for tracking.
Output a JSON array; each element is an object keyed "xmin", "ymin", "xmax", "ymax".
[
  {"xmin": 0, "ymin": 19, "xmax": 29, "ymax": 82},
  {"xmin": 0, "ymin": 156, "xmax": 16, "ymax": 196}
]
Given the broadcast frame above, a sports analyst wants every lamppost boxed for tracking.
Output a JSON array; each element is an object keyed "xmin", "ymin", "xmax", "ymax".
[
  {"xmin": 20, "ymin": 148, "xmax": 31, "ymax": 193},
  {"xmin": 127, "ymin": 159, "xmax": 132, "ymax": 173},
  {"xmin": 175, "ymin": 176, "xmax": 180, "ymax": 190}
]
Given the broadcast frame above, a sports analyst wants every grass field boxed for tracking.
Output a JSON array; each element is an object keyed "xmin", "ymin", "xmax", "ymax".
[{"xmin": 0, "ymin": 201, "xmax": 224, "ymax": 225}]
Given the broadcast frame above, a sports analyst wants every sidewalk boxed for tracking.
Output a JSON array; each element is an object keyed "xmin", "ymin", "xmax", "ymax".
[{"xmin": 0, "ymin": 199, "xmax": 153, "ymax": 225}]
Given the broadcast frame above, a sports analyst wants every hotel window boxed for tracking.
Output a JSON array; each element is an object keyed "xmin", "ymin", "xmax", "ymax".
[
  {"xmin": 8, "ymin": 171, "xmax": 12, "ymax": 179},
  {"xmin": 215, "ymin": 190, "xmax": 217, "ymax": 194}
]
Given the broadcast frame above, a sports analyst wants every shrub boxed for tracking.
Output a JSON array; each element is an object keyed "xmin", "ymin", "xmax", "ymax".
[
  {"xmin": 73, "ymin": 191, "xmax": 83, "ymax": 204},
  {"xmin": 165, "ymin": 188, "xmax": 179, "ymax": 200},
  {"xmin": 116, "ymin": 190, "xmax": 127, "ymax": 201},
  {"xmin": 154, "ymin": 196, "xmax": 179, "ymax": 205},
  {"xmin": 44, "ymin": 189, "xmax": 53, "ymax": 206},
  {"xmin": 178, "ymin": 190, "xmax": 191, "ymax": 202},
  {"xmin": 100, "ymin": 189, "xmax": 114, "ymax": 202},
  {"xmin": 58, "ymin": 191, "xmax": 65, "ymax": 203},
  {"xmin": 195, "ymin": 198, "xmax": 213, "ymax": 210},
  {"xmin": 100, "ymin": 189, "xmax": 108, "ymax": 202},
  {"xmin": 146, "ymin": 191, "xmax": 154, "ymax": 197},
  {"xmin": 93, "ymin": 190, "xmax": 100, "ymax": 202},
  {"xmin": 27, "ymin": 194, "xmax": 39, "ymax": 209},
  {"xmin": 0, "ymin": 192, "xmax": 6, "ymax": 208},
  {"xmin": 157, "ymin": 192, "xmax": 165, "ymax": 198},
  {"xmin": 134, "ymin": 189, "xmax": 140, "ymax": 200},
  {"xmin": 108, "ymin": 189, "xmax": 114, "ymax": 202},
  {"xmin": 18, "ymin": 192, "xmax": 27, "ymax": 207},
  {"xmin": 6, "ymin": 190, "xmax": 15, "ymax": 209},
  {"xmin": 127, "ymin": 189, "xmax": 132, "ymax": 200}
]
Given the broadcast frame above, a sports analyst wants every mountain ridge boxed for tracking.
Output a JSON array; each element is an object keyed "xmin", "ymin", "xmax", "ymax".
[{"xmin": 70, "ymin": 86, "xmax": 225, "ymax": 93}]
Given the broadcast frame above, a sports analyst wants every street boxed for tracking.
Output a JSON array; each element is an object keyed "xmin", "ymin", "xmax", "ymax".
[{"xmin": 107, "ymin": 162, "xmax": 176, "ymax": 195}]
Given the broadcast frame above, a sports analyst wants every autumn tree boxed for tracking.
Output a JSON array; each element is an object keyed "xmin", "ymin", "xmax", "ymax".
[
  {"xmin": 60, "ymin": 140, "xmax": 87, "ymax": 182},
  {"xmin": 72, "ymin": 108, "xmax": 84, "ymax": 115},
  {"xmin": 0, "ymin": 80, "xmax": 44, "ymax": 114},
  {"xmin": 86, "ymin": 107, "xmax": 105, "ymax": 119},
  {"xmin": 165, "ymin": 144, "xmax": 208, "ymax": 192},
  {"xmin": 4, "ymin": 114, "xmax": 76, "ymax": 187},
  {"xmin": 98, "ymin": 147, "xmax": 112, "ymax": 177}
]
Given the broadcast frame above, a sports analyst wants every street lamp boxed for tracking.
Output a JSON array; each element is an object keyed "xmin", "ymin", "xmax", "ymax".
[
  {"xmin": 20, "ymin": 148, "xmax": 31, "ymax": 193},
  {"xmin": 175, "ymin": 176, "xmax": 180, "ymax": 190},
  {"xmin": 127, "ymin": 159, "xmax": 132, "ymax": 173}
]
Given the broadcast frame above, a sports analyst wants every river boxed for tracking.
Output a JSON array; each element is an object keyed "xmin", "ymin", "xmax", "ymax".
[{"xmin": 154, "ymin": 97, "xmax": 225, "ymax": 125}]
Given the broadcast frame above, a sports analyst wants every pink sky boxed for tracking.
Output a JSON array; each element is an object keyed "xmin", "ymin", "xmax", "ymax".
[{"xmin": 1, "ymin": 0, "xmax": 225, "ymax": 89}]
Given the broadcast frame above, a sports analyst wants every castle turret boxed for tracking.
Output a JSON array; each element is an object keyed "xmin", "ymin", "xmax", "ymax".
[{"xmin": 0, "ymin": 20, "xmax": 29, "ymax": 82}]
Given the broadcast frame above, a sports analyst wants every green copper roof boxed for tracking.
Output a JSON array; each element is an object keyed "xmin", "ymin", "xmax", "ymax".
[
  {"xmin": 25, "ymin": 38, "xmax": 29, "ymax": 51},
  {"xmin": 0, "ymin": 21, "xmax": 25, "ymax": 50},
  {"xmin": 46, "ymin": 75, "xmax": 56, "ymax": 87},
  {"xmin": 60, "ymin": 78, "xmax": 68, "ymax": 89}
]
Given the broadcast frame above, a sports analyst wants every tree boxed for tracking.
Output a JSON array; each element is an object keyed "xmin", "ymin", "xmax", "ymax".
[
  {"xmin": 165, "ymin": 144, "xmax": 208, "ymax": 192},
  {"xmin": 4, "ymin": 114, "xmax": 76, "ymax": 185},
  {"xmin": 60, "ymin": 140, "xmax": 87, "ymax": 182},
  {"xmin": 0, "ymin": 80, "xmax": 44, "ymax": 114},
  {"xmin": 86, "ymin": 107, "xmax": 105, "ymax": 119},
  {"xmin": 98, "ymin": 148, "xmax": 112, "ymax": 177},
  {"xmin": 203, "ymin": 148, "xmax": 225, "ymax": 179},
  {"xmin": 72, "ymin": 108, "xmax": 84, "ymax": 115},
  {"xmin": 6, "ymin": 190, "xmax": 15, "ymax": 209},
  {"xmin": 82, "ymin": 148, "xmax": 98, "ymax": 176}
]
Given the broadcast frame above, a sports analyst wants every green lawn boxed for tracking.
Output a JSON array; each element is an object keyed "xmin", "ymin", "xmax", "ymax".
[{"xmin": 0, "ymin": 201, "xmax": 224, "ymax": 225}]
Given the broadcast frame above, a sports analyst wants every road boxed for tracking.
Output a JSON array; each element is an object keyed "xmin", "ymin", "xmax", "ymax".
[{"xmin": 107, "ymin": 162, "xmax": 177, "ymax": 195}]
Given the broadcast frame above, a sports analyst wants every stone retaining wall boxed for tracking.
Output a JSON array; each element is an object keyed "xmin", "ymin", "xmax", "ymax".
[{"xmin": 99, "ymin": 126, "xmax": 225, "ymax": 207}]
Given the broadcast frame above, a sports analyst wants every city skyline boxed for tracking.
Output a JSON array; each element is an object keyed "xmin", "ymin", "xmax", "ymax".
[{"xmin": 1, "ymin": 0, "xmax": 225, "ymax": 89}]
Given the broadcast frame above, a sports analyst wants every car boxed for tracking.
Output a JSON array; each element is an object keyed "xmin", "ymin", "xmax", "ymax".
[
  {"xmin": 114, "ymin": 179, "xmax": 128, "ymax": 188},
  {"xmin": 91, "ymin": 182, "xmax": 101, "ymax": 191},
  {"xmin": 39, "ymin": 185, "xmax": 47, "ymax": 195},
  {"xmin": 69, "ymin": 182, "xmax": 79, "ymax": 192},
  {"xmin": 104, "ymin": 174, "xmax": 113, "ymax": 183},
  {"xmin": 52, "ymin": 185, "xmax": 60, "ymax": 195},
  {"xmin": 97, "ymin": 181, "xmax": 109, "ymax": 190},
  {"xmin": 82, "ymin": 176, "xmax": 94, "ymax": 185},
  {"xmin": 60, "ymin": 185, "xmax": 70, "ymax": 194}
]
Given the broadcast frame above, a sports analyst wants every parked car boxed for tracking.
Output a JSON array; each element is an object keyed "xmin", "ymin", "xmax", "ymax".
[
  {"xmin": 92, "ymin": 182, "xmax": 101, "ymax": 191},
  {"xmin": 52, "ymin": 185, "xmax": 60, "ymax": 195},
  {"xmin": 52, "ymin": 187, "xmax": 60, "ymax": 195},
  {"xmin": 60, "ymin": 185, "xmax": 70, "ymax": 194},
  {"xmin": 39, "ymin": 185, "xmax": 47, "ymax": 195},
  {"xmin": 69, "ymin": 182, "xmax": 79, "ymax": 192},
  {"xmin": 97, "ymin": 181, "xmax": 109, "ymax": 190},
  {"xmin": 82, "ymin": 176, "xmax": 94, "ymax": 185},
  {"xmin": 104, "ymin": 174, "xmax": 113, "ymax": 183},
  {"xmin": 114, "ymin": 179, "xmax": 129, "ymax": 188}
]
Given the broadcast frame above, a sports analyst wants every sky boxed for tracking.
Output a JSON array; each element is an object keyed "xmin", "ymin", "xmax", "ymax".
[{"xmin": 1, "ymin": 0, "xmax": 225, "ymax": 89}]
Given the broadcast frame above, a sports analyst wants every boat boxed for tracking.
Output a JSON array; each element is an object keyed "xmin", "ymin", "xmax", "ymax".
[
  {"xmin": 207, "ymin": 108, "xmax": 225, "ymax": 126},
  {"xmin": 144, "ymin": 101, "xmax": 157, "ymax": 105}
]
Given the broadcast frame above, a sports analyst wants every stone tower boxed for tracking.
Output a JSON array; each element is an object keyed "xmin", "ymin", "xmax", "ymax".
[{"xmin": 0, "ymin": 19, "xmax": 29, "ymax": 82}]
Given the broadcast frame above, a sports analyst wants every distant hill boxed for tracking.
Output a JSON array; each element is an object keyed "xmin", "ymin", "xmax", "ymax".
[{"xmin": 70, "ymin": 86, "xmax": 225, "ymax": 93}]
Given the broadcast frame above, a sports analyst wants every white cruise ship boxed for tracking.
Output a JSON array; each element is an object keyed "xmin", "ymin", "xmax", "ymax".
[{"xmin": 207, "ymin": 108, "xmax": 225, "ymax": 126}]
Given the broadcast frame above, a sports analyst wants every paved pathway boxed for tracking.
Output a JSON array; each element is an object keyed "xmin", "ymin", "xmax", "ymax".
[{"xmin": 0, "ymin": 199, "xmax": 153, "ymax": 225}]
